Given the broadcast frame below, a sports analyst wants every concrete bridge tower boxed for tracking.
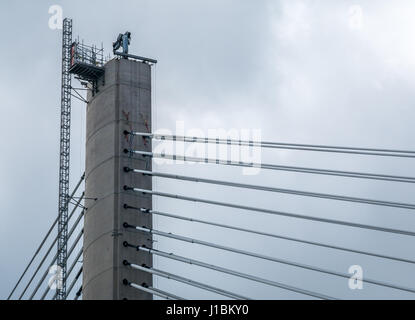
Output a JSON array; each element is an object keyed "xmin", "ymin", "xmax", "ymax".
[{"xmin": 82, "ymin": 58, "xmax": 153, "ymax": 300}]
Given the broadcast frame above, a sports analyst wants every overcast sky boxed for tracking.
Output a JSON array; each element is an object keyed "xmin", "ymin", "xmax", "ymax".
[{"xmin": 1, "ymin": 0, "xmax": 415, "ymax": 300}]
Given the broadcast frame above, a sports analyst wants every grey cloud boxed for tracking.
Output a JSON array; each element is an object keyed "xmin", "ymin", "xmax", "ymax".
[{"xmin": 1, "ymin": 0, "xmax": 415, "ymax": 299}]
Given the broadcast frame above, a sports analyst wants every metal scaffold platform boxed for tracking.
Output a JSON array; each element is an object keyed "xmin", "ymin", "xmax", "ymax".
[{"xmin": 69, "ymin": 41, "xmax": 106, "ymax": 92}]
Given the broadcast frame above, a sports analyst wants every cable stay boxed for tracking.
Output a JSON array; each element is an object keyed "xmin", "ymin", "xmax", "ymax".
[
  {"xmin": 127, "ymin": 168, "xmax": 415, "ymax": 210},
  {"xmin": 124, "ymin": 279, "xmax": 185, "ymax": 300},
  {"xmin": 18, "ymin": 195, "xmax": 85, "ymax": 300},
  {"xmin": 51, "ymin": 248, "xmax": 83, "ymax": 300},
  {"xmin": 126, "ymin": 131, "xmax": 415, "ymax": 158},
  {"xmin": 124, "ymin": 242, "xmax": 335, "ymax": 300},
  {"xmin": 124, "ymin": 206, "xmax": 415, "ymax": 265},
  {"xmin": 8, "ymin": 174, "xmax": 85, "ymax": 300},
  {"xmin": 124, "ymin": 187, "xmax": 415, "ymax": 237},
  {"xmin": 126, "ymin": 150, "xmax": 415, "ymax": 184},
  {"xmin": 125, "ymin": 261, "xmax": 251, "ymax": 300},
  {"xmin": 125, "ymin": 224, "xmax": 415, "ymax": 295},
  {"xmin": 66, "ymin": 267, "xmax": 83, "ymax": 300},
  {"xmin": 74, "ymin": 287, "xmax": 82, "ymax": 300},
  {"xmin": 30, "ymin": 226, "xmax": 84, "ymax": 300}
]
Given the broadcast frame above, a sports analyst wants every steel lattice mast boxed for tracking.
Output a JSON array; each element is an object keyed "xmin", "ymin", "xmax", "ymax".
[{"xmin": 57, "ymin": 18, "xmax": 73, "ymax": 300}]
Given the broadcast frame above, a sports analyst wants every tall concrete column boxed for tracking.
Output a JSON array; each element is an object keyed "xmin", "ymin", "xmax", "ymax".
[{"xmin": 83, "ymin": 58, "xmax": 153, "ymax": 300}]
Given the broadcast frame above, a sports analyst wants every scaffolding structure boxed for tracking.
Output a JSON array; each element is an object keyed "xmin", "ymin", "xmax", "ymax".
[
  {"xmin": 56, "ymin": 17, "xmax": 73, "ymax": 300},
  {"xmin": 69, "ymin": 40, "xmax": 105, "ymax": 94}
]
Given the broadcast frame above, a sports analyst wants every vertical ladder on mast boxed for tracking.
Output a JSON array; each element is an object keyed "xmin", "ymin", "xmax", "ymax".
[{"xmin": 57, "ymin": 17, "xmax": 73, "ymax": 300}]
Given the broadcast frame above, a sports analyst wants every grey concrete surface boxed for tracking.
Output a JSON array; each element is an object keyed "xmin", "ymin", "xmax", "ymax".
[{"xmin": 83, "ymin": 58, "xmax": 153, "ymax": 300}]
